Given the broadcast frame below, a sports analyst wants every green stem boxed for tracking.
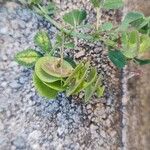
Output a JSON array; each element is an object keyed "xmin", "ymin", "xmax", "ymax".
[
  {"xmin": 36, "ymin": 5, "xmax": 118, "ymax": 49},
  {"xmin": 61, "ymin": 32, "xmax": 64, "ymax": 67}
]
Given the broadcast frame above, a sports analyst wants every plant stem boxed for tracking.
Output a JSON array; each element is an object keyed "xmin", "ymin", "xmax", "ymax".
[
  {"xmin": 61, "ymin": 32, "xmax": 64, "ymax": 67},
  {"xmin": 36, "ymin": 5, "xmax": 119, "ymax": 49},
  {"xmin": 96, "ymin": 7, "xmax": 100, "ymax": 30}
]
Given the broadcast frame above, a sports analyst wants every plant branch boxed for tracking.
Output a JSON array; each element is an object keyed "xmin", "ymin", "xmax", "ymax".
[
  {"xmin": 96, "ymin": 7, "xmax": 100, "ymax": 30},
  {"xmin": 36, "ymin": 5, "xmax": 119, "ymax": 50}
]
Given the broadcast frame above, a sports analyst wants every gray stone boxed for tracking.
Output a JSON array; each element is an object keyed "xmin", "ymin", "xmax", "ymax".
[
  {"xmin": 12, "ymin": 136, "xmax": 26, "ymax": 148},
  {"xmin": 0, "ymin": 27, "xmax": 8, "ymax": 34},
  {"xmin": 19, "ymin": 77, "xmax": 27, "ymax": 84},
  {"xmin": 9, "ymin": 81, "xmax": 21, "ymax": 88},
  {"xmin": 28, "ymin": 130, "xmax": 42, "ymax": 141},
  {"xmin": 1, "ymin": 81, "xmax": 7, "ymax": 88},
  {"xmin": 18, "ymin": 20, "xmax": 26, "ymax": 29},
  {"xmin": 74, "ymin": 50, "xmax": 85, "ymax": 59}
]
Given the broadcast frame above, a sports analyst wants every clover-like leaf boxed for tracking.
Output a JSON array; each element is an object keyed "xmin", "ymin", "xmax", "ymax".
[
  {"xmin": 41, "ymin": 56, "xmax": 74, "ymax": 78},
  {"xmin": 108, "ymin": 50, "xmax": 126, "ymax": 69},
  {"xmin": 34, "ymin": 31, "xmax": 52, "ymax": 53},
  {"xmin": 33, "ymin": 73, "xmax": 58, "ymax": 99},
  {"xmin": 102, "ymin": 0, "xmax": 123, "ymax": 10},
  {"xmin": 15, "ymin": 49, "xmax": 42, "ymax": 68},
  {"xmin": 35, "ymin": 57, "xmax": 60, "ymax": 83},
  {"xmin": 63, "ymin": 9, "xmax": 87, "ymax": 27}
]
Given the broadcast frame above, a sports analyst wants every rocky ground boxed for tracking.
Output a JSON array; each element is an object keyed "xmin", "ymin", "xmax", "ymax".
[{"xmin": 0, "ymin": 1, "xmax": 122, "ymax": 150}]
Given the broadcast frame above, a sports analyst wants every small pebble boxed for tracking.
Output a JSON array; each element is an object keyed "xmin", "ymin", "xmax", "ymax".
[{"xmin": 12, "ymin": 136, "xmax": 26, "ymax": 149}]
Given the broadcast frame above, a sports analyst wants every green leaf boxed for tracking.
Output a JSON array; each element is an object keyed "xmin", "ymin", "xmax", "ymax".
[
  {"xmin": 41, "ymin": 56, "xmax": 74, "ymax": 78},
  {"xmin": 43, "ymin": 80, "xmax": 66, "ymax": 92},
  {"xmin": 83, "ymin": 67, "xmax": 97, "ymax": 88},
  {"xmin": 43, "ymin": 2, "xmax": 58, "ymax": 16},
  {"xmin": 121, "ymin": 12, "xmax": 144, "ymax": 30},
  {"xmin": 64, "ymin": 62, "xmax": 83, "ymax": 86},
  {"xmin": 130, "ymin": 18, "xmax": 149, "ymax": 29},
  {"xmin": 35, "ymin": 57, "xmax": 60, "ymax": 83},
  {"xmin": 84, "ymin": 76, "xmax": 101, "ymax": 102},
  {"xmin": 33, "ymin": 73, "xmax": 58, "ymax": 99},
  {"xmin": 121, "ymin": 31, "xmax": 140, "ymax": 58},
  {"xmin": 66, "ymin": 63, "xmax": 89, "ymax": 96},
  {"xmin": 139, "ymin": 34, "xmax": 150, "ymax": 52},
  {"xmin": 96, "ymin": 85, "xmax": 105, "ymax": 97},
  {"xmin": 134, "ymin": 58, "xmax": 150, "ymax": 65},
  {"xmin": 34, "ymin": 31, "xmax": 52, "ymax": 53},
  {"xmin": 71, "ymin": 32, "xmax": 93, "ymax": 40},
  {"xmin": 101, "ymin": 22, "xmax": 113, "ymax": 31},
  {"xmin": 102, "ymin": 0, "xmax": 123, "ymax": 10},
  {"xmin": 64, "ymin": 57, "xmax": 76, "ymax": 68},
  {"xmin": 15, "ymin": 49, "xmax": 42, "ymax": 68},
  {"xmin": 63, "ymin": 9, "xmax": 87, "ymax": 27},
  {"xmin": 90, "ymin": 0, "xmax": 102, "ymax": 8},
  {"xmin": 108, "ymin": 50, "xmax": 126, "ymax": 69}
]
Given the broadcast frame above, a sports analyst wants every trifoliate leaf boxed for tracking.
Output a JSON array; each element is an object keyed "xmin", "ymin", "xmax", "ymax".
[
  {"xmin": 33, "ymin": 73, "xmax": 58, "ymax": 99},
  {"xmin": 101, "ymin": 22, "xmax": 113, "ymax": 31},
  {"xmin": 41, "ymin": 56, "xmax": 74, "ymax": 78},
  {"xmin": 108, "ymin": 50, "xmax": 126, "ymax": 69},
  {"xmin": 15, "ymin": 49, "xmax": 42, "ymax": 68},
  {"xmin": 34, "ymin": 31, "xmax": 52, "ymax": 53},
  {"xmin": 63, "ymin": 9, "xmax": 87, "ymax": 27},
  {"xmin": 35, "ymin": 57, "xmax": 60, "ymax": 83},
  {"xmin": 134, "ymin": 58, "xmax": 150, "ymax": 65},
  {"xmin": 102, "ymin": 0, "xmax": 123, "ymax": 10}
]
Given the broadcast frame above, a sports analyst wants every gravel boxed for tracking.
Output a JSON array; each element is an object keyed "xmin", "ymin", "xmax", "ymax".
[{"xmin": 0, "ymin": 1, "xmax": 122, "ymax": 150}]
